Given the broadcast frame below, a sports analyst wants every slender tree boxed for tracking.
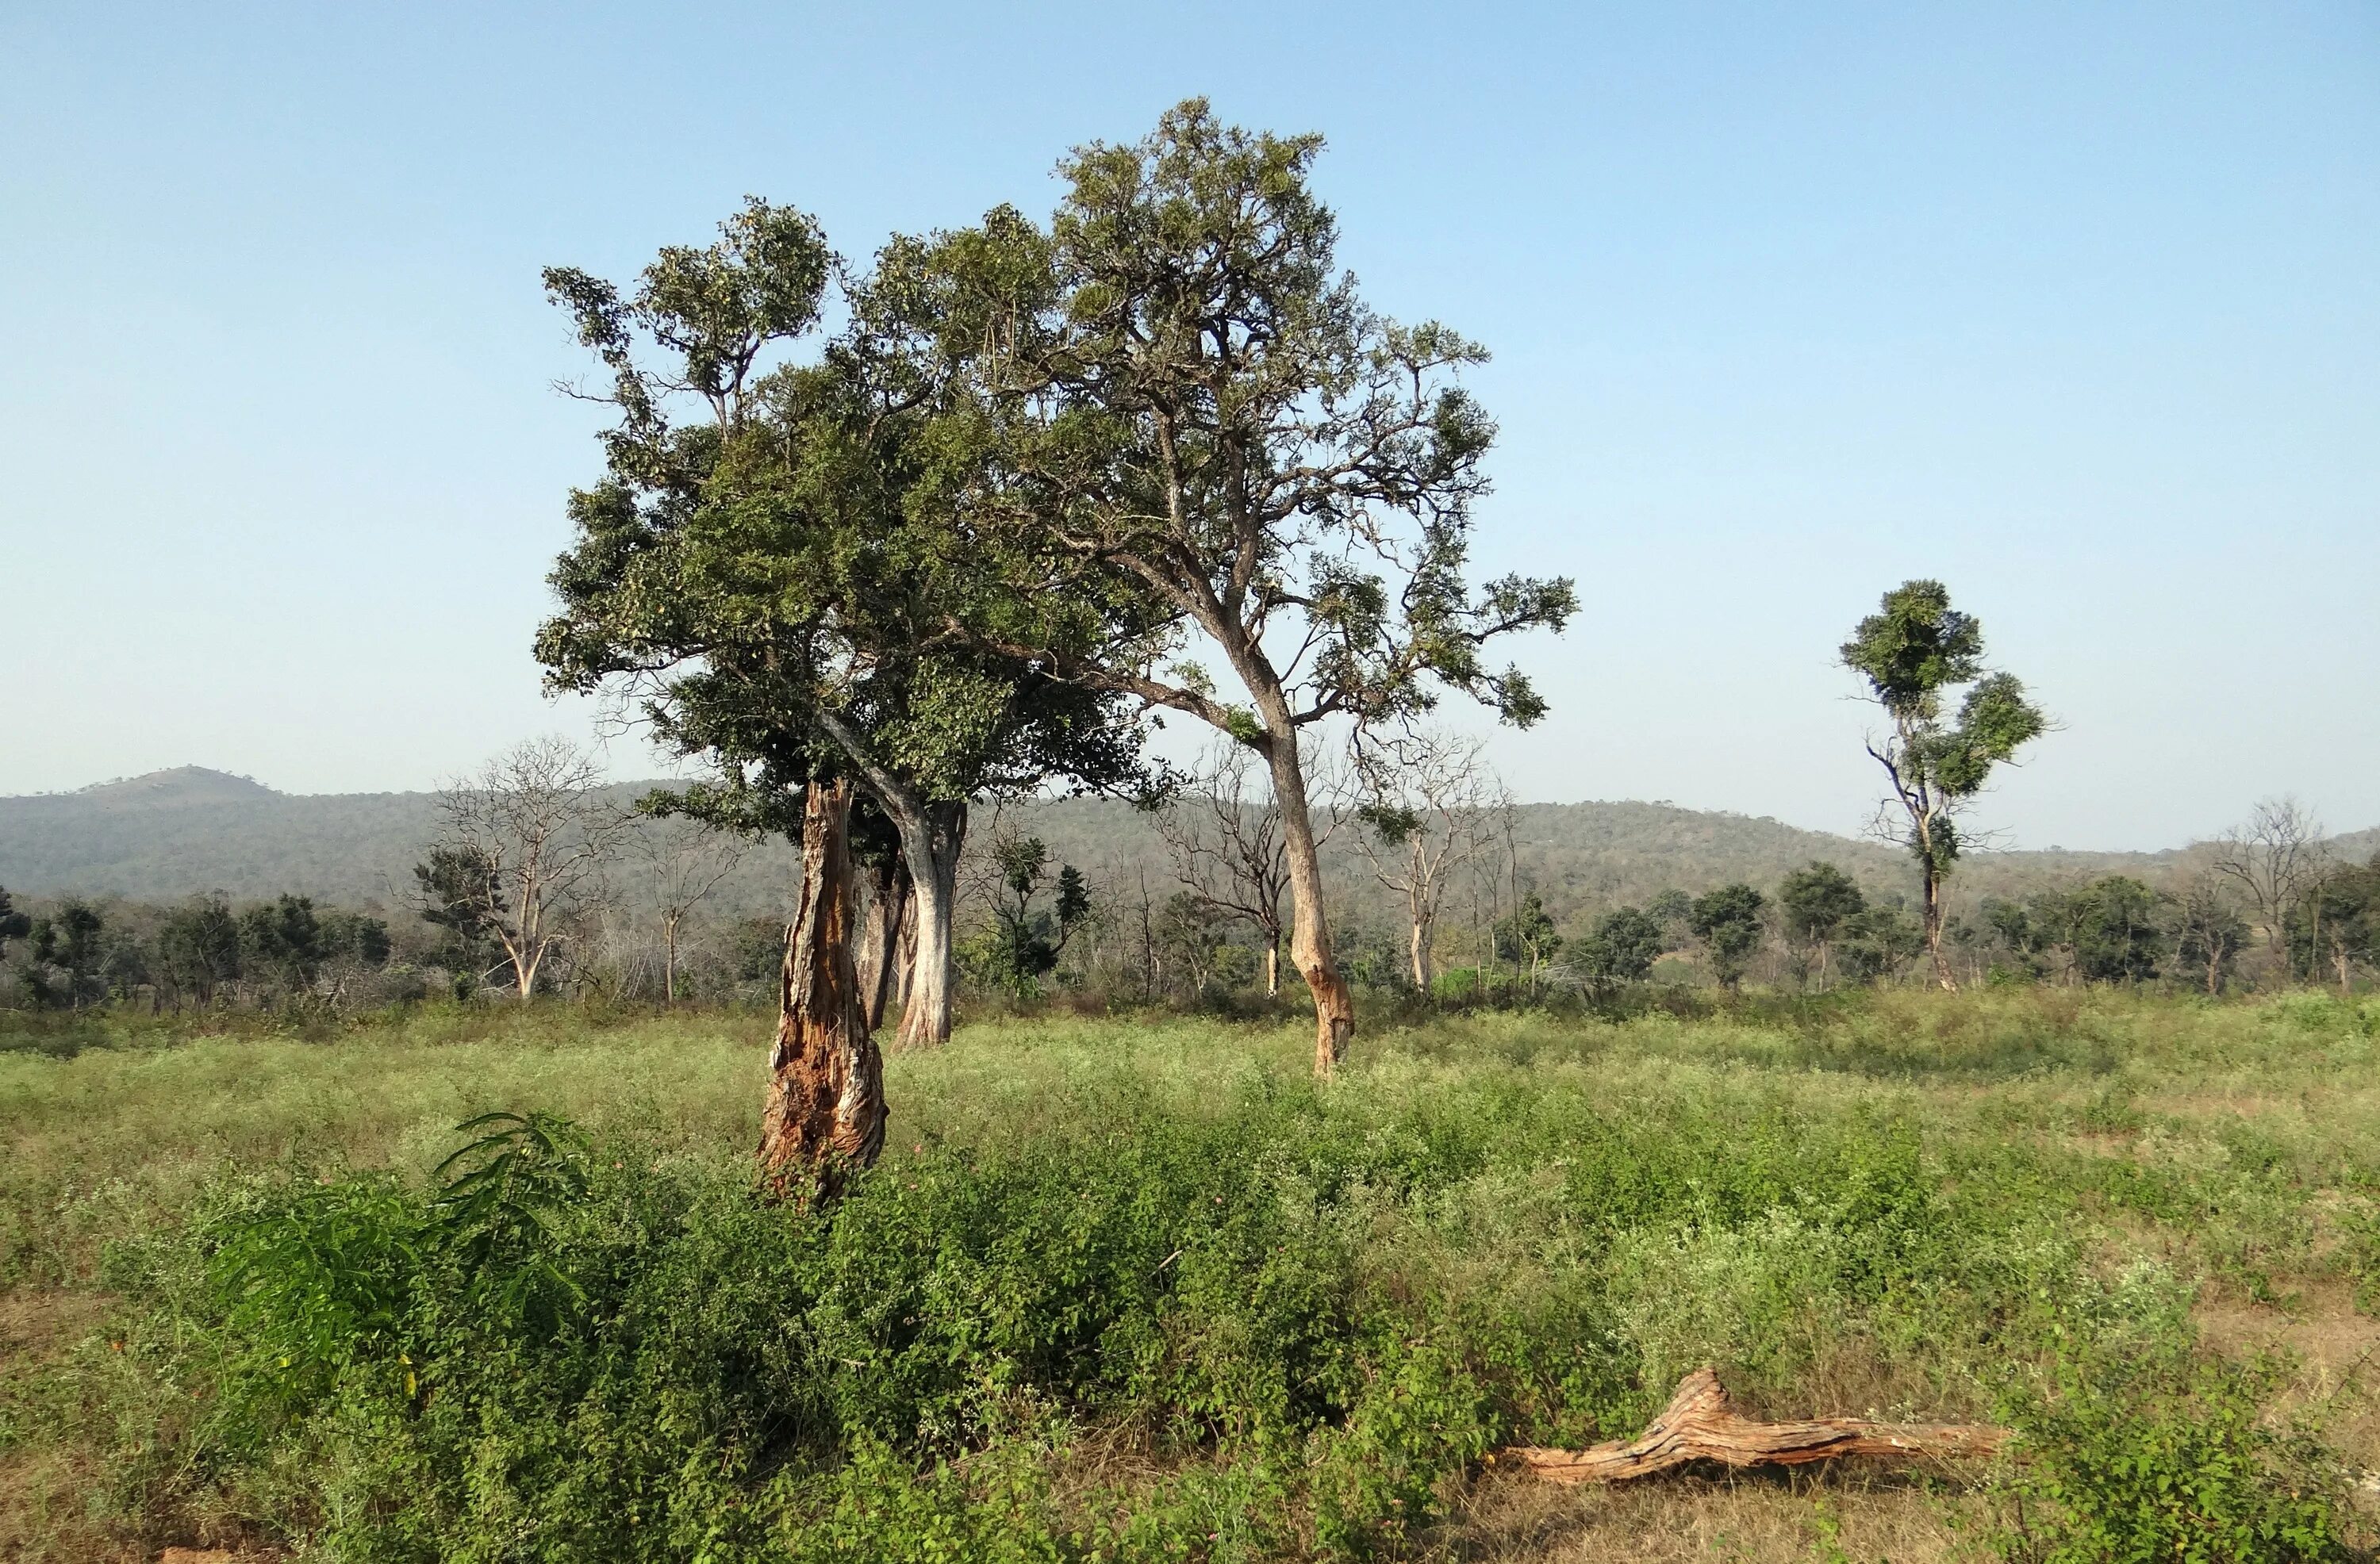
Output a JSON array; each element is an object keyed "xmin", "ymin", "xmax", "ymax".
[
  {"xmin": 1352, "ymin": 732, "xmax": 1506, "ymax": 992},
  {"xmin": 624, "ymin": 811, "xmax": 747, "ymax": 1003},
  {"xmin": 1841, "ymin": 581, "xmax": 2047, "ymax": 990},
  {"xmin": 892, "ymin": 101, "xmax": 1574, "ymax": 1074}
]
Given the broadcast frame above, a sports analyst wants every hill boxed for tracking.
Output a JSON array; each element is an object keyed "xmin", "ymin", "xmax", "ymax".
[{"xmin": 8, "ymin": 766, "xmax": 2370, "ymax": 933}]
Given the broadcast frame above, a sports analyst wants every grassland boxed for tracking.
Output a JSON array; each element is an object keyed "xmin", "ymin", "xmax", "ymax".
[{"xmin": 4, "ymin": 990, "xmax": 2378, "ymax": 1562}]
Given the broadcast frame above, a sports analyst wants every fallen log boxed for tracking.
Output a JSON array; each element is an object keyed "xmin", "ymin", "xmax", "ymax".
[{"xmin": 1507, "ymin": 1367, "xmax": 2009, "ymax": 1483}]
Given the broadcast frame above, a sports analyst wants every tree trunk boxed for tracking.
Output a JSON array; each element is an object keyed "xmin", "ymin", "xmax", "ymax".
[
  {"xmin": 757, "ymin": 780, "xmax": 886, "ymax": 1206},
  {"xmin": 662, "ymin": 911, "xmax": 678, "ymax": 1004},
  {"xmin": 892, "ymin": 799, "xmax": 965, "ymax": 1049},
  {"xmin": 1261, "ymin": 734, "xmax": 1353, "ymax": 1077},
  {"xmin": 1918, "ymin": 857, "xmax": 1956, "ymax": 991},
  {"xmin": 1508, "ymin": 1367, "xmax": 2006, "ymax": 1484},
  {"xmin": 1407, "ymin": 911, "xmax": 1434, "ymax": 991},
  {"xmin": 892, "ymin": 880, "xmax": 917, "ymax": 1011},
  {"xmin": 1263, "ymin": 938, "xmax": 1280, "ymax": 998},
  {"xmin": 855, "ymin": 854, "xmax": 911, "ymax": 1032}
]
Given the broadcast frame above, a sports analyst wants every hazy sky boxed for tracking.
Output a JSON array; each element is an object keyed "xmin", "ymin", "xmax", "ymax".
[{"xmin": 2, "ymin": 2, "xmax": 2374, "ymax": 849}]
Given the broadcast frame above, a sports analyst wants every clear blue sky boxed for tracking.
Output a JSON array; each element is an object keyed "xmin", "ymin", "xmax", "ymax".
[{"xmin": 2, "ymin": 2, "xmax": 2373, "ymax": 849}]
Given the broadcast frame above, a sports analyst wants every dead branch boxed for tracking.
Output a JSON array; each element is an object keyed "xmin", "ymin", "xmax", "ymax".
[{"xmin": 1506, "ymin": 1367, "xmax": 2007, "ymax": 1484}]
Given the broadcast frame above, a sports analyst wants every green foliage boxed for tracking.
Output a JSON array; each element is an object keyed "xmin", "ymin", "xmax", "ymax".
[
  {"xmin": 1575, "ymin": 905, "xmax": 1666, "ymax": 987},
  {"xmin": 1841, "ymin": 581, "xmax": 2047, "ymax": 886},
  {"xmin": 965, "ymin": 838, "xmax": 1092, "ymax": 997},
  {"xmin": 156, "ymin": 892, "xmax": 243, "ymax": 1006},
  {"xmin": 1837, "ymin": 902, "xmax": 1924, "ymax": 984},
  {"xmin": 0, "ymin": 884, "xmax": 29, "ymax": 959},
  {"xmin": 1689, "ymin": 883, "xmax": 1766, "ymax": 988},
  {"xmin": 1998, "ymin": 1314, "xmax": 2347, "ymax": 1562},
  {"xmin": 16, "ymin": 995, "xmax": 2380, "ymax": 1561},
  {"xmin": 1490, "ymin": 891, "xmax": 1561, "ymax": 973},
  {"xmin": 1778, "ymin": 861, "xmax": 1865, "ymax": 952}
]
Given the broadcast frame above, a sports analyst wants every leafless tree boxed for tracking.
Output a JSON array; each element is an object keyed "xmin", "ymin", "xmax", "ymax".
[
  {"xmin": 624, "ymin": 811, "xmax": 747, "ymax": 1003},
  {"xmin": 2213, "ymin": 796, "xmax": 2328, "ymax": 967},
  {"xmin": 1156, "ymin": 743, "xmax": 1298, "ymax": 995},
  {"xmin": 1352, "ymin": 731, "xmax": 1508, "ymax": 991},
  {"xmin": 428, "ymin": 737, "xmax": 627, "ymax": 1002}
]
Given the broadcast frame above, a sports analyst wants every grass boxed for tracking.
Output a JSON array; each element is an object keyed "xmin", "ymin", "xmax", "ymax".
[{"xmin": 2, "ymin": 989, "xmax": 2378, "ymax": 1561}]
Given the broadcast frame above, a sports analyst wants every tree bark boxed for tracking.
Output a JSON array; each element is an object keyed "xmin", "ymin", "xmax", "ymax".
[
  {"xmin": 1261, "ymin": 733, "xmax": 1353, "ymax": 1076},
  {"xmin": 1918, "ymin": 853, "xmax": 1957, "ymax": 991},
  {"xmin": 892, "ymin": 799, "xmax": 965, "ymax": 1049},
  {"xmin": 1408, "ymin": 909, "xmax": 1434, "ymax": 991},
  {"xmin": 854, "ymin": 853, "xmax": 911, "ymax": 1032},
  {"xmin": 757, "ymin": 780, "xmax": 886, "ymax": 1206},
  {"xmin": 1508, "ymin": 1367, "xmax": 2006, "ymax": 1483}
]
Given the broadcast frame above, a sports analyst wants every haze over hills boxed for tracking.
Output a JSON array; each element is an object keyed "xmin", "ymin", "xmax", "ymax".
[{"xmin": 7, "ymin": 768, "xmax": 2372, "ymax": 930}]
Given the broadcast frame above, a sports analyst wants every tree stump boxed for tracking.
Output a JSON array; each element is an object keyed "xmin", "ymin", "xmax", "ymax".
[
  {"xmin": 757, "ymin": 780, "xmax": 886, "ymax": 1205},
  {"xmin": 1507, "ymin": 1367, "xmax": 2008, "ymax": 1483}
]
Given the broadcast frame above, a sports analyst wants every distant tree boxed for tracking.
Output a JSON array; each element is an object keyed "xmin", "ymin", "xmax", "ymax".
[
  {"xmin": 25, "ymin": 901, "xmax": 106, "ymax": 1008},
  {"xmin": 1689, "ymin": 884, "xmax": 1768, "ymax": 991},
  {"xmin": 970, "ymin": 836, "xmax": 1091, "ymax": 998},
  {"xmin": 0, "ymin": 885, "xmax": 29, "ymax": 960},
  {"xmin": 1576, "ymin": 907, "xmax": 1667, "ymax": 990},
  {"xmin": 424, "ymin": 738, "xmax": 625, "ymax": 1002},
  {"xmin": 317, "ymin": 910, "xmax": 393, "ymax": 969},
  {"xmin": 2171, "ymin": 872, "xmax": 2248, "ymax": 996},
  {"xmin": 1157, "ymin": 745, "xmax": 1296, "ymax": 996},
  {"xmin": 156, "ymin": 894, "xmax": 242, "ymax": 1009},
  {"xmin": 2289, "ymin": 855, "xmax": 2380, "ymax": 996},
  {"xmin": 414, "ymin": 845, "xmax": 509, "ymax": 990},
  {"xmin": 2069, "ymin": 876, "xmax": 2163, "ymax": 984},
  {"xmin": 1353, "ymin": 733, "xmax": 1507, "ymax": 992},
  {"xmin": 900, "ymin": 100, "xmax": 1576, "ymax": 1073},
  {"xmin": 2214, "ymin": 797, "xmax": 2328, "ymax": 973},
  {"xmin": 1646, "ymin": 890, "xmax": 1693, "ymax": 937},
  {"xmin": 624, "ymin": 812, "xmax": 748, "ymax": 1005},
  {"xmin": 1777, "ymin": 861, "xmax": 1866, "ymax": 989},
  {"xmin": 1838, "ymin": 903, "xmax": 1924, "ymax": 985},
  {"xmin": 1980, "ymin": 897, "xmax": 2044, "ymax": 980},
  {"xmin": 239, "ymin": 895, "xmax": 327, "ymax": 995},
  {"xmin": 1841, "ymin": 580, "xmax": 2048, "ymax": 990},
  {"xmin": 1492, "ymin": 891, "xmax": 1563, "ymax": 991}
]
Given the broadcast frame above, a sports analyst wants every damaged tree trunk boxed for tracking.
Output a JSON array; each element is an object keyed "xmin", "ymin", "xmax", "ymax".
[
  {"xmin": 1507, "ymin": 1367, "xmax": 2007, "ymax": 1483},
  {"xmin": 757, "ymin": 780, "xmax": 886, "ymax": 1206}
]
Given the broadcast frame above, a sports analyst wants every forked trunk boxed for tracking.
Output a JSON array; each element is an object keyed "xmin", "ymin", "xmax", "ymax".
[
  {"xmin": 1261, "ymin": 735, "xmax": 1353, "ymax": 1076},
  {"xmin": 854, "ymin": 854, "xmax": 911, "ymax": 1032},
  {"xmin": 757, "ymin": 780, "xmax": 886, "ymax": 1206},
  {"xmin": 892, "ymin": 800, "xmax": 965, "ymax": 1049}
]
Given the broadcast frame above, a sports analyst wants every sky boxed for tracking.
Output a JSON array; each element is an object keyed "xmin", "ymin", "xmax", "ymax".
[{"xmin": 1, "ymin": 2, "xmax": 2374, "ymax": 850}]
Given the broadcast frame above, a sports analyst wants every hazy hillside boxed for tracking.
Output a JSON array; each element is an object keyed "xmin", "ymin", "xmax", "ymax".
[{"xmin": 10, "ymin": 768, "xmax": 2368, "ymax": 933}]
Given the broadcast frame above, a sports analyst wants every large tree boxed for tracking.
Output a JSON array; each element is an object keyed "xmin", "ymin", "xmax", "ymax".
[
  {"xmin": 1841, "ymin": 581, "xmax": 2047, "ymax": 991},
  {"xmin": 896, "ymin": 101, "xmax": 1574, "ymax": 1074},
  {"xmin": 536, "ymin": 201, "xmax": 1153, "ymax": 1047}
]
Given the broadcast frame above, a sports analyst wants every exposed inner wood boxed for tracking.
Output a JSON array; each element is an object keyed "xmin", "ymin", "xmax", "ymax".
[
  {"xmin": 1508, "ymin": 1367, "xmax": 2009, "ymax": 1483},
  {"xmin": 757, "ymin": 779, "xmax": 886, "ymax": 1205}
]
